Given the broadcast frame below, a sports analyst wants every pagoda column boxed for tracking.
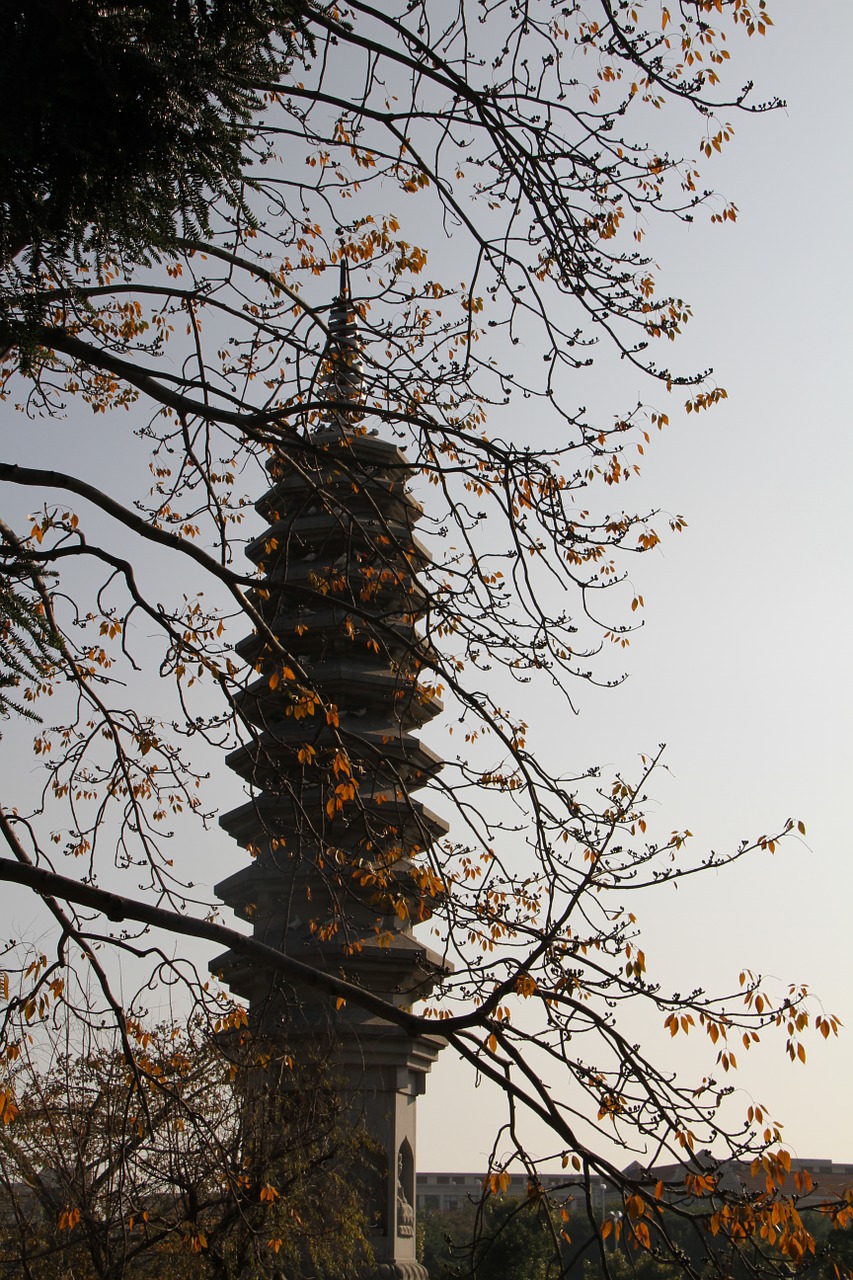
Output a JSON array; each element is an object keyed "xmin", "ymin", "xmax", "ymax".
[{"xmin": 213, "ymin": 263, "xmax": 449, "ymax": 1278}]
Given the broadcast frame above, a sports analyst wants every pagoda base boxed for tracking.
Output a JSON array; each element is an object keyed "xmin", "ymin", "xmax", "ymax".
[{"xmin": 376, "ymin": 1262, "xmax": 430, "ymax": 1280}]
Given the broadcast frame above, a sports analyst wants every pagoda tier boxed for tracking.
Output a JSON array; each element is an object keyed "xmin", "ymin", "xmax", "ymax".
[
  {"xmin": 214, "ymin": 425, "xmax": 450, "ymax": 991},
  {"xmin": 213, "ymin": 265, "xmax": 449, "ymax": 1279}
]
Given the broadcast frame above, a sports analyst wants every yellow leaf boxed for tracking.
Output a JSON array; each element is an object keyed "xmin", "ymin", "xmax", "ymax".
[
  {"xmin": 486, "ymin": 1169, "xmax": 511, "ymax": 1194},
  {"xmin": 59, "ymin": 1207, "xmax": 81, "ymax": 1230},
  {"xmin": 0, "ymin": 1091, "xmax": 18, "ymax": 1125}
]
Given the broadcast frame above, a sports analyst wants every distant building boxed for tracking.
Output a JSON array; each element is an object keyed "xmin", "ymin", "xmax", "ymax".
[
  {"xmin": 418, "ymin": 1158, "xmax": 853, "ymax": 1213},
  {"xmin": 416, "ymin": 1170, "xmax": 610, "ymax": 1214}
]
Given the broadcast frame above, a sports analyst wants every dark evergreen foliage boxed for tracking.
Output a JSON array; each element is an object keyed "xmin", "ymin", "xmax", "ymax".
[
  {"xmin": 421, "ymin": 1198, "xmax": 555, "ymax": 1280},
  {"xmin": 0, "ymin": 0, "xmax": 307, "ymax": 268},
  {"xmin": 0, "ymin": 526, "xmax": 59, "ymax": 732}
]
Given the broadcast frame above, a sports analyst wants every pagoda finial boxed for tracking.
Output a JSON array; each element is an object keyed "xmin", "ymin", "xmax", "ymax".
[
  {"xmin": 338, "ymin": 253, "xmax": 351, "ymax": 303},
  {"xmin": 318, "ymin": 253, "xmax": 365, "ymax": 432}
]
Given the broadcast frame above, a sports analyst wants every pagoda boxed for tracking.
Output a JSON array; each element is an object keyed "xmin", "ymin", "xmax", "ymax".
[{"xmin": 213, "ymin": 262, "xmax": 449, "ymax": 1278}]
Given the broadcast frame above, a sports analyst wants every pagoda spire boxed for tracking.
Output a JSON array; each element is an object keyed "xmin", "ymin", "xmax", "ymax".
[{"xmin": 318, "ymin": 255, "xmax": 366, "ymax": 433}]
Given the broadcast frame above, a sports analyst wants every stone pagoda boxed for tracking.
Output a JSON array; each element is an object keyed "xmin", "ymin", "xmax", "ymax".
[{"xmin": 213, "ymin": 262, "xmax": 448, "ymax": 1279}]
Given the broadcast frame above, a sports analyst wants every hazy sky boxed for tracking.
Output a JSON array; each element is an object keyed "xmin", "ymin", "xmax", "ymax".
[{"xmin": 0, "ymin": 0, "xmax": 850, "ymax": 1177}]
